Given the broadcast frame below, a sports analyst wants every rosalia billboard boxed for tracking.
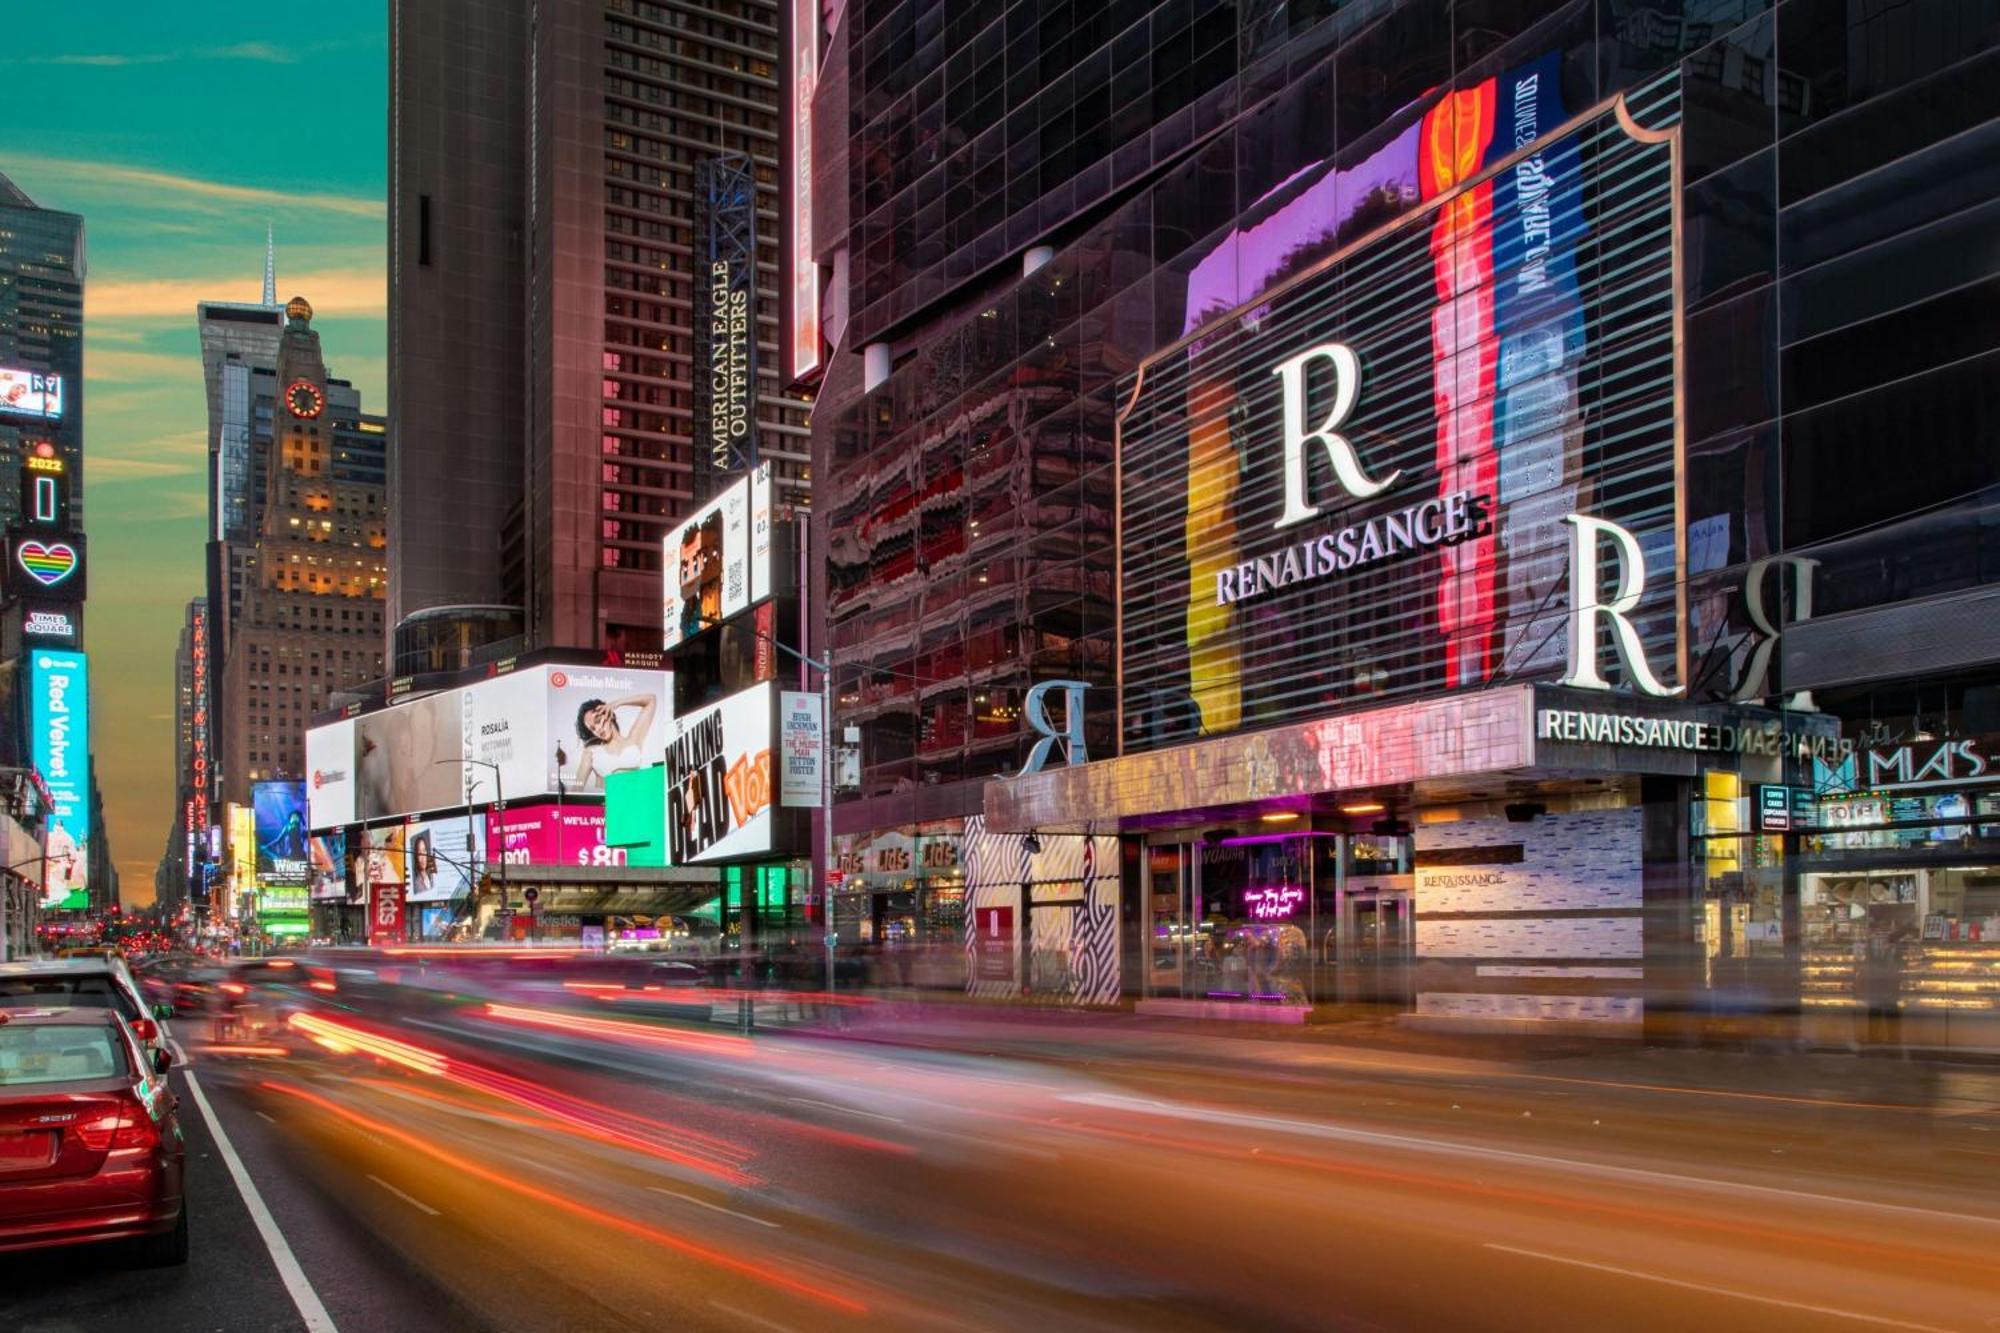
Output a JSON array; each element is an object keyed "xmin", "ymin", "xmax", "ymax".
[
  {"xmin": 486, "ymin": 804, "xmax": 623, "ymax": 870},
  {"xmin": 310, "ymin": 664, "xmax": 673, "ymax": 829}
]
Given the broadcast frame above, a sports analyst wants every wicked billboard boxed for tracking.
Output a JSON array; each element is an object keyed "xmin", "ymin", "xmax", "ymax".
[{"xmin": 1118, "ymin": 58, "xmax": 1682, "ymax": 754}]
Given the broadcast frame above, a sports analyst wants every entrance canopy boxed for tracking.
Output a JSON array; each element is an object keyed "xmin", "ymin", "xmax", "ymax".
[{"xmin": 985, "ymin": 684, "xmax": 1840, "ymax": 833}]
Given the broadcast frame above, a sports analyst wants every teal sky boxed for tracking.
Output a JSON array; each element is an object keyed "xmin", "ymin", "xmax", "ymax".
[{"xmin": 4, "ymin": 7, "xmax": 388, "ymax": 903}]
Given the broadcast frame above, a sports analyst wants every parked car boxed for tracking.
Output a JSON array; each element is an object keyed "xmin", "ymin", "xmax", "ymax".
[
  {"xmin": 0, "ymin": 959, "xmax": 170, "ymax": 1057},
  {"xmin": 0, "ymin": 1008, "xmax": 186, "ymax": 1264}
]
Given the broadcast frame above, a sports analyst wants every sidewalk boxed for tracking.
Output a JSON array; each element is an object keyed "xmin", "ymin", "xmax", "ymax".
[{"xmin": 789, "ymin": 991, "xmax": 2000, "ymax": 1112}]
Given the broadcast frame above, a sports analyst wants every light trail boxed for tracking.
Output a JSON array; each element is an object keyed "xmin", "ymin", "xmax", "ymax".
[
  {"xmin": 285, "ymin": 1011, "xmax": 756, "ymax": 1183},
  {"xmin": 261, "ymin": 1080, "xmax": 871, "ymax": 1317}
]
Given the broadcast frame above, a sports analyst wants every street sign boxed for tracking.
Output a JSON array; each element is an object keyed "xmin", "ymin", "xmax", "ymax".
[
  {"xmin": 523, "ymin": 886, "xmax": 540, "ymax": 904},
  {"xmin": 1756, "ymin": 784, "xmax": 1791, "ymax": 832}
]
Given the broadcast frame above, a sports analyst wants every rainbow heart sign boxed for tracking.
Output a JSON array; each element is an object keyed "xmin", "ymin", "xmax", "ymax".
[{"xmin": 17, "ymin": 540, "xmax": 78, "ymax": 586}]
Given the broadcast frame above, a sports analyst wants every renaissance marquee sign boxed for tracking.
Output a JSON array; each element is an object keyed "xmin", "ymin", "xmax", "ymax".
[{"xmin": 1119, "ymin": 55, "xmax": 1681, "ymax": 755}]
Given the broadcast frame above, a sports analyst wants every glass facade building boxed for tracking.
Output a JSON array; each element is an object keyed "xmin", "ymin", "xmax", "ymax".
[{"xmin": 808, "ymin": 1, "xmax": 2000, "ymax": 1038}]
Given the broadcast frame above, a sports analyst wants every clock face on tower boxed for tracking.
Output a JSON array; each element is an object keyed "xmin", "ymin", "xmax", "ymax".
[{"xmin": 286, "ymin": 379, "xmax": 325, "ymax": 419}]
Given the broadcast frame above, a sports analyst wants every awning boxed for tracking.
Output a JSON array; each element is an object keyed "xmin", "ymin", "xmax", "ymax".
[{"xmin": 985, "ymin": 684, "xmax": 1841, "ymax": 832}]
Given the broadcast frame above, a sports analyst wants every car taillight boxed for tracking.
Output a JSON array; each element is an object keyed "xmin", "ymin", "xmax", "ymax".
[
  {"xmin": 111, "ymin": 1111, "xmax": 161, "ymax": 1151},
  {"xmin": 72, "ymin": 1109, "xmax": 122, "ymax": 1152},
  {"xmin": 131, "ymin": 1017, "xmax": 158, "ymax": 1042},
  {"xmin": 71, "ymin": 1098, "xmax": 159, "ymax": 1152}
]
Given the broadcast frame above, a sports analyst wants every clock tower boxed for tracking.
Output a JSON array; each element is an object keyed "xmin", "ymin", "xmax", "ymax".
[{"xmin": 216, "ymin": 295, "xmax": 389, "ymax": 822}]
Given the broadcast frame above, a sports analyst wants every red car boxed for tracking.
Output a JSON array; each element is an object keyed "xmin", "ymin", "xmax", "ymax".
[{"xmin": 0, "ymin": 1008, "xmax": 186, "ymax": 1265}]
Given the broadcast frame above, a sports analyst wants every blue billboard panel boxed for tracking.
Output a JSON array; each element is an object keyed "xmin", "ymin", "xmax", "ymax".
[
  {"xmin": 30, "ymin": 650, "xmax": 88, "ymax": 910},
  {"xmin": 253, "ymin": 780, "xmax": 310, "ymax": 888}
]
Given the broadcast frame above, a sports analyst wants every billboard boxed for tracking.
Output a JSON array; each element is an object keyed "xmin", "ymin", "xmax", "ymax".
[
  {"xmin": 30, "ymin": 650, "xmax": 89, "ymax": 909},
  {"xmin": 227, "ymin": 804, "xmax": 257, "ymax": 913},
  {"xmin": 1118, "ymin": 63, "xmax": 1677, "ymax": 752},
  {"xmin": 663, "ymin": 682, "xmax": 774, "ymax": 865},
  {"xmin": 252, "ymin": 781, "xmax": 309, "ymax": 887},
  {"xmin": 0, "ymin": 368, "xmax": 63, "ymax": 420},
  {"xmin": 355, "ymin": 689, "xmax": 462, "ymax": 821},
  {"xmin": 308, "ymin": 831, "xmax": 348, "ymax": 901},
  {"xmin": 6, "ymin": 529, "xmax": 86, "ymax": 603},
  {"xmin": 692, "ymin": 151, "xmax": 758, "ymax": 487},
  {"xmin": 312, "ymin": 665, "xmax": 674, "ymax": 827},
  {"xmin": 464, "ymin": 664, "xmax": 672, "ymax": 799},
  {"xmin": 487, "ymin": 804, "xmax": 619, "ymax": 869},
  {"xmin": 661, "ymin": 466, "xmax": 775, "ymax": 650},
  {"xmin": 406, "ymin": 816, "xmax": 485, "ymax": 902},
  {"xmin": 778, "ymin": 689, "xmax": 823, "ymax": 806},
  {"xmin": 306, "ymin": 717, "xmax": 356, "ymax": 828},
  {"xmin": 362, "ymin": 823, "xmax": 406, "ymax": 886},
  {"xmin": 606, "ymin": 766, "xmax": 667, "ymax": 868}
]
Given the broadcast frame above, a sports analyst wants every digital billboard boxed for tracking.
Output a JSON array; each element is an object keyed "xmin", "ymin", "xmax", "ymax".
[
  {"xmin": 1118, "ymin": 62, "xmax": 1678, "ymax": 752},
  {"xmin": 605, "ymin": 767, "xmax": 667, "ymax": 868},
  {"xmin": 406, "ymin": 815, "xmax": 485, "ymax": 902},
  {"xmin": 30, "ymin": 650, "xmax": 89, "ymax": 909},
  {"xmin": 308, "ymin": 831, "xmax": 348, "ymax": 901},
  {"xmin": 0, "ymin": 368, "xmax": 63, "ymax": 420},
  {"xmin": 464, "ymin": 664, "xmax": 672, "ymax": 800},
  {"xmin": 305, "ymin": 717, "xmax": 355, "ymax": 828},
  {"xmin": 487, "ymin": 804, "xmax": 619, "ymax": 869},
  {"xmin": 6, "ymin": 528, "xmax": 86, "ymax": 603},
  {"xmin": 227, "ymin": 804, "xmax": 257, "ymax": 913},
  {"xmin": 355, "ymin": 689, "xmax": 462, "ymax": 821},
  {"xmin": 663, "ymin": 682, "xmax": 774, "ymax": 865},
  {"xmin": 362, "ymin": 823, "xmax": 406, "ymax": 886},
  {"xmin": 253, "ymin": 781, "xmax": 309, "ymax": 887},
  {"xmin": 662, "ymin": 466, "xmax": 775, "ymax": 648}
]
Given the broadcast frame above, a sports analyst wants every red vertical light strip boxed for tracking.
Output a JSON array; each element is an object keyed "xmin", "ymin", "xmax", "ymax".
[{"xmin": 1422, "ymin": 84, "xmax": 1500, "ymax": 687}]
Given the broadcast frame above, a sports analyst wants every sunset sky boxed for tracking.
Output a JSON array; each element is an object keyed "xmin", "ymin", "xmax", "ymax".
[{"xmin": 5, "ymin": 5, "xmax": 388, "ymax": 902}]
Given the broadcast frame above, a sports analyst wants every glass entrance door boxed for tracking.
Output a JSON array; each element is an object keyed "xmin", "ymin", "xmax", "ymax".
[
  {"xmin": 1144, "ymin": 842, "xmax": 1193, "ymax": 998},
  {"xmin": 1343, "ymin": 890, "xmax": 1413, "ymax": 1005}
]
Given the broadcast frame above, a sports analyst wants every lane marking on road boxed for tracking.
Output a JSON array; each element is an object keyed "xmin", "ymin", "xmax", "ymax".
[
  {"xmin": 367, "ymin": 1174, "xmax": 441, "ymax": 1217},
  {"xmin": 1482, "ymin": 1243, "xmax": 1959, "ymax": 1332},
  {"xmin": 182, "ymin": 1070, "xmax": 338, "ymax": 1332},
  {"xmin": 707, "ymin": 1299, "xmax": 798, "ymax": 1332},
  {"xmin": 1062, "ymin": 1091, "xmax": 2000, "ymax": 1229},
  {"xmin": 785, "ymin": 1095, "xmax": 904, "ymax": 1124},
  {"xmin": 648, "ymin": 1185, "xmax": 781, "ymax": 1228},
  {"xmin": 254, "ymin": 1110, "xmax": 277, "ymax": 1125}
]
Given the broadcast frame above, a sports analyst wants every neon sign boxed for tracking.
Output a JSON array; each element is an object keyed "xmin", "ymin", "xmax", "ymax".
[{"xmin": 1244, "ymin": 884, "xmax": 1305, "ymax": 920}]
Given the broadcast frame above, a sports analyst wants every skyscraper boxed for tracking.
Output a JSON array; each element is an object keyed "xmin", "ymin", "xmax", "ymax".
[
  {"xmin": 389, "ymin": 0, "xmax": 808, "ymax": 667},
  {"xmin": 0, "ymin": 171, "xmax": 84, "ymax": 530},
  {"xmin": 215, "ymin": 297, "xmax": 387, "ymax": 806}
]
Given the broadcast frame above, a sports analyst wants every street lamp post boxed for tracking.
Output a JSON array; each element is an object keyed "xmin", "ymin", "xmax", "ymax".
[
  {"xmin": 447, "ymin": 758, "xmax": 508, "ymax": 928},
  {"xmin": 756, "ymin": 638, "xmax": 837, "ymax": 996}
]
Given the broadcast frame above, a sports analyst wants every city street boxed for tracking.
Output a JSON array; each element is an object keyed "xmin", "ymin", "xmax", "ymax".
[
  {"xmin": 9, "ymin": 4, "xmax": 2000, "ymax": 1331},
  {"xmin": 7, "ymin": 964, "xmax": 1997, "ymax": 1332}
]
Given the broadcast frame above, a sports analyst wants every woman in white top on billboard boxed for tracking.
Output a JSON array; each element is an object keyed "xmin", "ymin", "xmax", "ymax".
[{"xmin": 565, "ymin": 693, "xmax": 659, "ymax": 789}]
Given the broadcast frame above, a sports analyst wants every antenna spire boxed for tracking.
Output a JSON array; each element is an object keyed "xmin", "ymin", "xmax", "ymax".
[{"xmin": 262, "ymin": 222, "xmax": 276, "ymax": 306}]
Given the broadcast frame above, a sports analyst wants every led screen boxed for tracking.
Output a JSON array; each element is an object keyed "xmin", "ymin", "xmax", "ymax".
[{"xmin": 30, "ymin": 650, "xmax": 89, "ymax": 909}]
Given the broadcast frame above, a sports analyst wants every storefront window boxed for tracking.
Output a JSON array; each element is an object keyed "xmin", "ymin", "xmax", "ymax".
[
  {"xmin": 1142, "ymin": 831, "xmax": 1412, "ymax": 1009},
  {"xmin": 1798, "ymin": 768, "xmax": 2000, "ymax": 1017},
  {"xmin": 1694, "ymin": 770, "xmax": 1788, "ymax": 992}
]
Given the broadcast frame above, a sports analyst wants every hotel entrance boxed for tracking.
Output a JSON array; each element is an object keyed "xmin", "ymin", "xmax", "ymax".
[
  {"xmin": 1342, "ymin": 888, "xmax": 1414, "ymax": 1006},
  {"xmin": 1140, "ymin": 828, "xmax": 1414, "ymax": 1013}
]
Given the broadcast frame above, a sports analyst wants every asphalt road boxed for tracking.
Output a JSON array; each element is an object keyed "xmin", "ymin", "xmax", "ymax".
[{"xmin": 4, "ymin": 968, "xmax": 1998, "ymax": 1332}]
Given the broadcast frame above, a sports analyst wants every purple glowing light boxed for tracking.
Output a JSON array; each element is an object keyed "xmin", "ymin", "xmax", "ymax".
[{"xmin": 1244, "ymin": 884, "xmax": 1305, "ymax": 920}]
